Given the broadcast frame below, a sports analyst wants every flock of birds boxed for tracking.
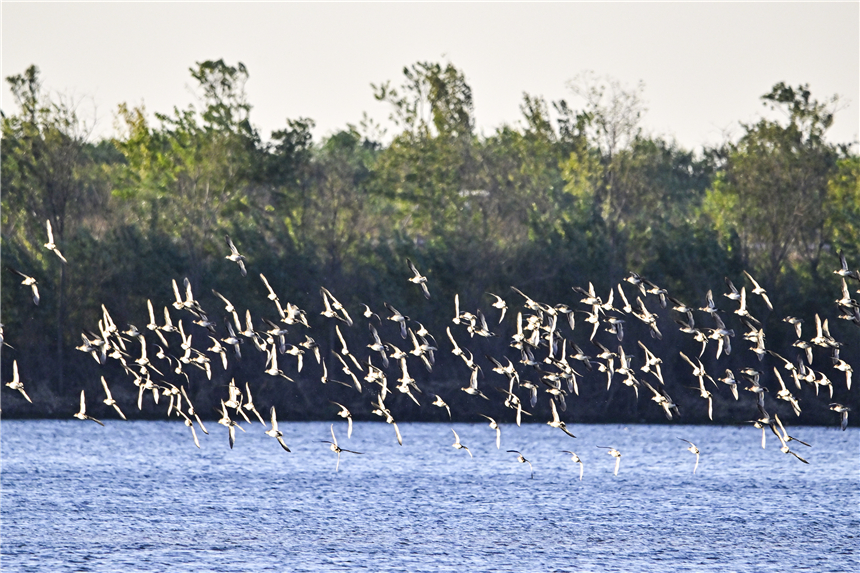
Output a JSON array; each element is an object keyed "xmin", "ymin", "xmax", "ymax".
[{"xmin": 3, "ymin": 221, "xmax": 858, "ymax": 477}]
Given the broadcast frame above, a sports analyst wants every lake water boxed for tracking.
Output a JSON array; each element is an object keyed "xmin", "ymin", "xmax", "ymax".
[{"xmin": 2, "ymin": 420, "xmax": 857, "ymax": 572}]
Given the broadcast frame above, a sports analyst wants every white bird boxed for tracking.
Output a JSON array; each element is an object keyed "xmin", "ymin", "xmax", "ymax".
[
  {"xmin": 547, "ymin": 397, "xmax": 576, "ymax": 438},
  {"xmin": 507, "ymin": 450, "xmax": 534, "ymax": 479},
  {"xmin": 74, "ymin": 390, "xmax": 104, "ymax": 426},
  {"xmin": 265, "ymin": 406, "xmax": 291, "ymax": 452},
  {"xmin": 178, "ymin": 411, "xmax": 201, "ymax": 448},
  {"xmin": 331, "ymin": 401, "xmax": 353, "ymax": 438},
  {"xmin": 5, "ymin": 360, "xmax": 32, "ymax": 403},
  {"xmin": 321, "ymin": 424, "xmax": 362, "ymax": 471},
  {"xmin": 43, "ymin": 219, "xmax": 68, "ymax": 263},
  {"xmin": 217, "ymin": 399, "xmax": 245, "ymax": 449},
  {"xmin": 679, "ymin": 438, "xmax": 700, "ymax": 474},
  {"xmin": 225, "ymin": 235, "xmax": 247, "ymax": 276},
  {"xmin": 242, "ymin": 383, "xmax": 266, "ymax": 425},
  {"xmin": 487, "ymin": 292, "xmax": 508, "ymax": 323},
  {"xmin": 432, "ymin": 394, "xmax": 452, "ymax": 420},
  {"xmin": 829, "ymin": 403, "xmax": 850, "ymax": 431},
  {"xmin": 10, "ymin": 268, "xmax": 40, "ymax": 305},
  {"xmin": 561, "ymin": 450, "xmax": 584, "ymax": 481},
  {"xmin": 451, "ymin": 428, "xmax": 472, "ymax": 458},
  {"xmin": 479, "ymin": 414, "xmax": 502, "ymax": 449},
  {"xmin": 100, "ymin": 376, "xmax": 126, "ymax": 420},
  {"xmin": 743, "ymin": 270, "xmax": 773, "ymax": 311},
  {"xmin": 407, "ymin": 258, "xmax": 431, "ymax": 299},
  {"xmin": 597, "ymin": 446, "xmax": 621, "ymax": 476}
]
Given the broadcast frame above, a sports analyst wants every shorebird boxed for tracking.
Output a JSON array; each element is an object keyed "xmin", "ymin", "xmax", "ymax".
[
  {"xmin": 383, "ymin": 302, "xmax": 409, "ymax": 339},
  {"xmin": 487, "ymin": 292, "xmax": 508, "ymax": 323},
  {"xmin": 321, "ymin": 424, "xmax": 362, "ymax": 471},
  {"xmin": 242, "ymin": 383, "xmax": 266, "ymax": 425},
  {"xmin": 547, "ymin": 399, "xmax": 576, "ymax": 438},
  {"xmin": 783, "ymin": 316, "xmax": 803, "ymax": 338},
  {"xmin": 217, "ymin": 399, "xmax": 245, "ymax": 449},
  {"xmin": 598, "ymin": 446, "xmax": 621, "ymax": 476},
  {"xmin": 451, "ymin": 428, "xmax": 472, "ymax": 458},
  {"xmin": 331, "ymin": 401, "xmax": 353, "ymax": 438},
  {"xmin": 834, "ymin": 249, "xmax": 860, "ymax": 281},
  {"xmin": 407, "ymin": 258, "xmax": 431, "ymax": 299},
  {"xmin": 679, "ymin": 439, "xmax": 700, "ymax": 474},
  {"xmin": 832, "ymin": 358, "xmax": 853, "ymax": 390},
  {"xmin": 100, "ymin": 376, "xmax": 126, "ymax": 420},
  {"xmin": 829, "ymin": 403, "xmax": 850, "ymax": 431},
  {"xmin": 371, "ymin": 394, "xmax": 403, "ymax": 446},
  {"xmin": 181, "ymin": 386, "xmax": 208, "ymax": 434},
  {"xmin": 775, "ymin": 430, "xmax": 810, "ymax": 464},
  {"xmin": 9, "ymin": 268, "xmax": 40, "ymax": 305},
  {"xmin": 320, "ymin": 286, "xmax": 353, "ymax": 326},
  {"xmin": 507, "ymin": 450, "xmax": 534, "ymax": 479},
  {"xmin": 743, "ymin": 270, "xmax": 773, "ymax": 310},
  {"xmin": 334, "ymin": 353, "xmax": 362, "ymax": 393},
  {"xmin": 74, "ymin": 390, "xmax": 104, "ymax": 426},
  {"xmin": 43, "ymin": 219, "xmax": 68, "ymax": 263},
  {"xmin": 265, "ymin": 406, "xmax": 291, "ymax": 452},
  {"xmin": 5, "ymin": 360, "xmax": 32, "ymax": 403},
  {"xmin": 561, "ymin": 450, "xmax": 584, "ymax": 481},
  {"xmin": 479, "ymin": 414, "xmax": 502, "ymax": 449},
  {"xmin": 225, "ymin": 235, "xmax": 247, "ymax": 276},
  {"xmin": 367, "ymin": 323, "xmax": 389, "ymax": 367},
  {"xmin": 178, "ymin": 411, "xmax": 201, "ymax": 448},
  {"xmin": 460, "ymin": 366, "xmax": 489, "ymax": 400},
  {"xmin": 432, "ymin": 395, "xmax": 452, "ymax": 420},
  {"xmin": 718, "ymin": 369, "xmax": 740, "ymax": 400},
  {"xmin": 774, "ymin": 414, "xmax": 811, "ymax": 448},
  {"xmin": 773, "ymin": 367, "xmax": 802, "ymax": 416}
]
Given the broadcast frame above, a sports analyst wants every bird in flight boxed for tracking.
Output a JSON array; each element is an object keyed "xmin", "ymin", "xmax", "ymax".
[
  {"xmin": 451, "ymin": 428, "xmax": 472, "ymax": 458},
  {"xmin": 5, "ymin": 360, "xmax": 32, "ymax": 403},
  {"xmin": 74, "ymin": 390, "xmax": 104, "ymax": 426},
  {"xmin": 561, "ymin": 450, "xmax": 584, "ymax": 481},
  {"xmin": 407, "ymin": 258, "xmax": 431, "ymax": 299},
  {"xmin": 507, "ymin": 450, "xmax": 534, "ymax": 479},
  {"xmin": 597, "ymin": 446, "xmax": 621, "ymax": 476},
  {"xmin": 43, "ymin": 219, "xmax": 68, "ymax": 264},
  {"xmin": 321, "ymin": 424, "xmax": 362, "ymax": 471},
  {"xmin": 679, "ymin": 439, "xmax": 700, "ymax": 475},
  {"xmin": 9, "ymin": 268, "xmax": 40, "ymax": 305},
  {"xmin": 225, "ymin": 235, "xmax": 247, "ymax": 277},
  {"xmin": 265, "ymin": 406, "xmax": 291, "ymax": 452},
  {"xmin": 479, "ymin": 414, "xmax": 502, "ymax": 449}
]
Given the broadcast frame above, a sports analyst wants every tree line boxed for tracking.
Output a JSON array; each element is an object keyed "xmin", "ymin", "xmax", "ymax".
[{"xmin": 2, "ymin": 60, "xmax": 857, "ymax": 425}]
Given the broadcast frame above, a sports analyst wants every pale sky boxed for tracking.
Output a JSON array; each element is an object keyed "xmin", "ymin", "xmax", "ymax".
[{"xmin": 2, "ymin": 2, "xmax": 858, "ymax": 152}]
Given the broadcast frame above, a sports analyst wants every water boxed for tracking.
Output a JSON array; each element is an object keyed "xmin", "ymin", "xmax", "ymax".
[{"xmin": 2, "ymin": 420, "xmax": 858, "ymax": 572}]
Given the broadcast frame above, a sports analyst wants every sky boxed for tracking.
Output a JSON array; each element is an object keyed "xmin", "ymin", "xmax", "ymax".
[{"xmin": 2, "ymin": 2, "xmax": 858, "ymax": 152}]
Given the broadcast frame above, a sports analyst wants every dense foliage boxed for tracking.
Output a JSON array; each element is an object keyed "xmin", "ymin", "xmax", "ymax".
[{"xmin": 2, "ymin": 61, "xmax": 857, "ymax": 425}]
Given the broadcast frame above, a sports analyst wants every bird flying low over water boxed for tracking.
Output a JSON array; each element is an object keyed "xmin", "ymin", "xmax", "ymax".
[
  {"xmin": 74, "ymin": 390, "xmax": 104, "ymax": 426},
  {"xmin": 829, "ymin": 403, "xmax": 850, "ymax": 431},
  {"xmin": 598, "ymin": 446, "xmax": 621, "ymax": 476},
  {"xmin": 679, "ymin": 439, "xmax": 700, "ymax": 475},
  {"xmin": 562, "ymin": 451, "xmax": 584, "ymax": 481},
  {"xmin": 5, "ymin": 360, "xmax": 32, "ymax": 403},
  {"xmin": 321, "ymin": 424, "xmax": 362, "ymax": 472},
  {"xmin": 100, "ymin": 376, "xmax": 126, "ymax": 420},
  {"xmin": 265, "ymin": 406, "xmax": 291, "ymax": 452},
  {"xmin": 507, "ymin": 450, "xmax": 534, "ymax": 479},
  {"xmin": 451, "ymin": 428, "xmax": 472, "ymax": 458}
]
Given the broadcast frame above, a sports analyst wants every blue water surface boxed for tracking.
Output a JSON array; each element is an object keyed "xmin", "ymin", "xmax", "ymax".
[{"xmin": 2, "ymin": 420, "xmax": 858, "ymax": 572}]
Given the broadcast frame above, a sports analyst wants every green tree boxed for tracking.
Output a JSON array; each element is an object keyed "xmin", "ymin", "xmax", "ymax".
[{"xmin": 703, "ymin": 83, "xmax": 844, "ymax": 284}]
